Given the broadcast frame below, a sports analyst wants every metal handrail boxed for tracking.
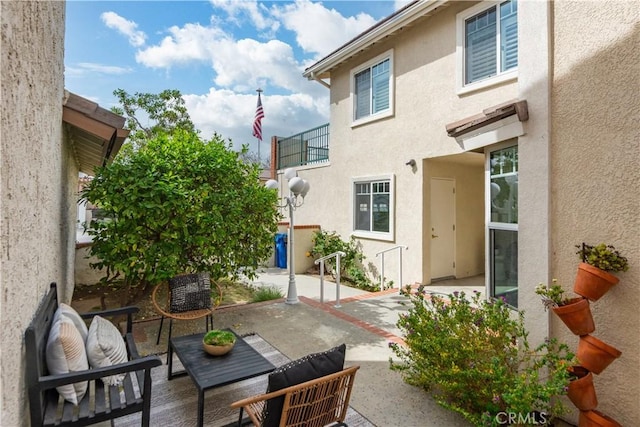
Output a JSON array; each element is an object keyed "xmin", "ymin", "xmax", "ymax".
[
  {"xmin": 314, "ymin": 251, "xmax": 346, "ymax": 307},
  {"xmin": 375, "ymin": 245, "xmax": 408, "ymax": 291}
]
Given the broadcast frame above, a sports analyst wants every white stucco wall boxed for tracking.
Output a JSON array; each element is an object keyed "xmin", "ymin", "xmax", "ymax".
[
  {"xmin": 292, "ymin": 1, "xmax": 517, "ymax": 287},
  {"xmin": 548, "ymin": 2, "xmax": 640, "ymax": 425},
  {"xmin": 0, "ymin": 2, "xmax": 72, "ymax": 425}
]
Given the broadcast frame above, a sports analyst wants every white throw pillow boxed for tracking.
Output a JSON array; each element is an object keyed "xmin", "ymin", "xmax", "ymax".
[
  {"xmin": 54, "ymin": 303, "xmax": 89, "ymax": 342},
  {"xmin": 45, "ymin": 316, "xmax": 89, "ymax": 405},
  {"xmin": 86, "ymin": 315, "xmax": 128, "ymax": 386}
]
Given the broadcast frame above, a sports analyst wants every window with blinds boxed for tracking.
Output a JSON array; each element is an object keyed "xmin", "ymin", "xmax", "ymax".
[
  {"xmin": 352, "ymin": 51, "xmax": 393, "ymax": 123},
  {"xmin": 463, "ymin": 0, "xmax": 518, "ymax": 85}
]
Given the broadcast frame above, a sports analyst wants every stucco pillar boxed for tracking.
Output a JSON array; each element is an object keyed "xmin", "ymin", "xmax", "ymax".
[{"xmin": 517, "ymin": 0, "xmax": 551, "ymax": 347}]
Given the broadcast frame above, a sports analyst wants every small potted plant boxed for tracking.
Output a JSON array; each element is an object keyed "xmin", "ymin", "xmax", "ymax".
[
  {"xmin": 574, "ymin": 243, "xmax": 629, "ymax": 301},
  {"xmin": 535, "ymin": 280, "xmax": 595, "ymax": 336},
  {"xmin": 202, "ymin": 329, "xmax": 236, "ymax": 356}
]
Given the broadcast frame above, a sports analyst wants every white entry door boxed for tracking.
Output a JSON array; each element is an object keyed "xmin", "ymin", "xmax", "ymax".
[{"xmin": 430, "ymin": 178, "xmax": 456, "ymax": 279}]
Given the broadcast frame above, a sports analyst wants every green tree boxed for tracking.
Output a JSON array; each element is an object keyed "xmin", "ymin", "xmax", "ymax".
[
  {"xmin": 81, "ymin": 129, "xmax": 279, "ymax": 304},
  {"xmin": 112, "ymin": 88, "xmax": 196, "ymax": 150}
]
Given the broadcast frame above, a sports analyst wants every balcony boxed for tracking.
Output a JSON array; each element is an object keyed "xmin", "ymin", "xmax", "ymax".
[{"xmin": 276, "ymin": 123, "xmax": 329, "ymax": 169}]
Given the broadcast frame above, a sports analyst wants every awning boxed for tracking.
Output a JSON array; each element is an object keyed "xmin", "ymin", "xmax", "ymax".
[{"xmin": 63, "ymin": 90, "xmax": 129, "ymax": 175}]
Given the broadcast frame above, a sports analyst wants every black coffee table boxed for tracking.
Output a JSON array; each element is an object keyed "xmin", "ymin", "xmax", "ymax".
[{"xmin": 168, "ymin": 330, "xmax": 275, "ymax": 427}]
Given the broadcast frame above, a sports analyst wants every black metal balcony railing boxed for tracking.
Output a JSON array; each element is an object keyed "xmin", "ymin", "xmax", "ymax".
[{"xmin": 277, "ymin": 123, "xmax": 329, "ymax": 169}]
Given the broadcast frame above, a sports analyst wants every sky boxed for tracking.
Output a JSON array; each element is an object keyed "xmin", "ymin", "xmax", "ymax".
[{"xmin": 65, "ymin": 0, "xmax": 410, "ymax": 158}]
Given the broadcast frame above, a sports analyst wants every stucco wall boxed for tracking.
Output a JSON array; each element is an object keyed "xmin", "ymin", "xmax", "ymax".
[
  {"xmin": 548, "ymin": 2, "xmax": 640, "ymax": 425},
  {"xmin": 0, "ymin": 2, "xmax": 69, "ymax": 425},
  {"xmin": 292, "ymin": 2, "xmax": 517, "ymax": 287}
]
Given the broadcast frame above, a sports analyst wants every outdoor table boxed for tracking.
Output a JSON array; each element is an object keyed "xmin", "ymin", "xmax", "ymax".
[{"xmin": 168, "ymin": 330, "xmax": 275, "ymax": 427}]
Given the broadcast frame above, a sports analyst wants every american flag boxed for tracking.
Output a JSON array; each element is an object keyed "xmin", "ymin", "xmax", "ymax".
[{"xmin": 252, "ymin": 92, "xmax": 265, "ymax": 141}]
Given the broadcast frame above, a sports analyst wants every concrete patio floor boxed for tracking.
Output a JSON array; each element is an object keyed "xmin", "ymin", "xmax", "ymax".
[{"xmin": 125, "ymin": 269, "xmax": 484, "ymax": 427}]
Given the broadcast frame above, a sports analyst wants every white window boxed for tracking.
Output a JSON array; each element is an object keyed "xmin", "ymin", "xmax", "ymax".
[
  {"xmin": 351, "ymin": 50, "xmax": 394, "ymax": 126},
  {"xmin": 456, "ymin": 0, "xmax": 518, "ymax": 93},
  {"xmin": 352, "ymin": 175, "xmax": 395, "ymax": 241}
]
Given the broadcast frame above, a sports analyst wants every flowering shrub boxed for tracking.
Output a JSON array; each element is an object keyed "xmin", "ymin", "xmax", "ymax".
[{"xmin": 389, "ymin": 288, "xmax": 575, "ymax": 426}]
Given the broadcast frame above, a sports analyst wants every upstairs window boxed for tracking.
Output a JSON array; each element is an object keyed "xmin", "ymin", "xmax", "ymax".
[
  {"xmin": 351, "ymin": 50, "xmax": 394, "ymax": 125},
  {"xmin": 457, "ymin": 1, "xmax": 518, "ymax": 92}
]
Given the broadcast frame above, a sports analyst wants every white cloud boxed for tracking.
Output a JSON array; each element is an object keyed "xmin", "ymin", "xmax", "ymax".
[
  {"xmin": 135, "ymin": 23, "xmax": 225, "ymax": 68},
  {"xmin": 76, "ymin": 63, "xmax": 132, "ymax": 75},
  {"xmin": 135, "ymin": 22, "xmax": 314, "ymax": 94},
  {"xmin": 272, "ymin": 0, "xmax": 378, "ymax": 57},
  {"xmin": 209, "ymin": 0, "xmax": 279, "ymax": 34},
  {"xmin": 183, "ymin": 88, "xmax": 329, "ymax": 148},
  {"xmin": 101, "ymin": 11, "xmax": 147, "ymax": 47}
]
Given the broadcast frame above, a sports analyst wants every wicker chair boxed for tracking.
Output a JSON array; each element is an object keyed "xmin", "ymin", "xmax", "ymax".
[
  {"xmin": 230, "ymin": 365, "xmax": 360, "ymax": 427},
  {"xmin": 151, "ymin": 272, "xmax": 222, "ymax": 353}
]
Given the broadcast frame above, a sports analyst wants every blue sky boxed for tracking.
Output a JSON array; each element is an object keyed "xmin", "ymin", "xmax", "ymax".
[{"xmin": 65, "ymin": 0, "xmax": 408, "ymax": 156}]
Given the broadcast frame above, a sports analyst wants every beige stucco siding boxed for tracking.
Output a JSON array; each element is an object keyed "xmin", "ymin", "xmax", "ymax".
[
  {"xmin": 0, "ymin": 2, "xmax": 70, "ymax": 425},
  {"xmin": 293, "ymin": 2, "xmax": 516, "ymax": 286},
  {"xmin": 549, "ymin": 1, "xmax": 640, "ymax": 425}
]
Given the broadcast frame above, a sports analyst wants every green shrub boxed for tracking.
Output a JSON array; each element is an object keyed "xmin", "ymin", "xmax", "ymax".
[
  {"xmin": 251, "ymin": 285, "xmax": 284, "ymax": 303},
  {"xmin": 310, "ymin": 230, "xmax": 376, "ymax": 291},
  {"xmin": 390, "ymin": 289, "xmax": 575, "ymax": 426}
]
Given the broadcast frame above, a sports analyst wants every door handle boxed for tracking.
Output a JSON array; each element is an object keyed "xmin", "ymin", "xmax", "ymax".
[{"xmin": 431, "ymin": 234, "xmax": 438, "ymax": 239}]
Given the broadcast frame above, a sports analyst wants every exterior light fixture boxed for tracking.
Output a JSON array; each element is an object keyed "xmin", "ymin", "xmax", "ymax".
[{"xmin": 265, "ymin": 168, "xmax": 310, "ymax": 304}]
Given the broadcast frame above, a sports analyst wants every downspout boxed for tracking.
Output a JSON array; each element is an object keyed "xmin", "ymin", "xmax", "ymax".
[{"xmin": 310, "ymin": 72, "xmax": 330, "ymax": 89}]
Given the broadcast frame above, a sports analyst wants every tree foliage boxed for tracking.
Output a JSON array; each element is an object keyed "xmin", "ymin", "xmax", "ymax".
[
  {"xmin": 112, "ymin": 88, "xmax": 196, "ymax": 150},
  {"xmin": 81, "ymin": 129, "xmax": 280, "ymax": 301}
]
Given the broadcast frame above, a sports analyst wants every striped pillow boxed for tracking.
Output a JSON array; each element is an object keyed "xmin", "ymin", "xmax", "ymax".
[
  {"xmin": 45, "ymin": 316, "xmax": 89, "ymax": 405},
  {"xmin": 86, "ymin": 315, "xmax": 128, "ymax": 386}
]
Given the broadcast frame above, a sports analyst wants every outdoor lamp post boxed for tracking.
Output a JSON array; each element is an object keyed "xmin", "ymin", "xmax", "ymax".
[{"xmin": 265, "ymin": 168, "xmax": 310, "ymax": 304}]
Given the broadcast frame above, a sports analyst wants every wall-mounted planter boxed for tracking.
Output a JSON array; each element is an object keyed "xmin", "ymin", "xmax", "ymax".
[
  {"xmin": 567, "ymin": 366, "xmax": 598, "ymax": 411},
  {"xmin": 577, "ymin": 335, "xmax": 622, "ymax": 375},
  {"xmin": 552, "ymin": 297, "xmax": 595, "ymax": 336},
  {"xmin": 574, "ymin": 263, "xmax": 619, "ymax": 302},
  {"xmin": 579, "ymin": 409, "xmax": 622, "ymax": 427}
]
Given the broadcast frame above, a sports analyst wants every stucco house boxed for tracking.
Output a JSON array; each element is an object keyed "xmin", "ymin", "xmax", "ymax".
[
  {"xmin": 270, "ymin": 1, "xmax": 639, "ymax": 424},
  {"xmin": 1, "ymin": 2, "xmax": 127, "ymax": 424}
]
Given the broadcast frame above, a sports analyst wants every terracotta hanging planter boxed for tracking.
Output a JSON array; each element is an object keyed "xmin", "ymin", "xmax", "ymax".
[
  {"xmin": 551, "ymin": 297, "xmax": 595, "ymax": 336},
  {"xmin": 573, "ymin": 262, "xmax": 619, "ymax": 302},
  {"xmin": 579, "ymin": 409, "xmax": 622, "ymax": 427},
  {"xmin": 577, "ymin": 335, "xmax": 622, "ymax": 374},
  {"xmin": 567, "ymin": 366, "xmax": 598, "ymax": 411}
]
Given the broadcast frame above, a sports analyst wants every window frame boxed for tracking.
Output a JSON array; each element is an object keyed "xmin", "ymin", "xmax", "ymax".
[
  {"xmin": 350, "ymin": 49, "xmax": 394, "ymax": 127},
  {"xmin": 456, "ymin": 1, "xmax": 518, "ymax": 95},
  {"xmin": 351, "ymin": 174, "xmax": 395, "ymax": 241},
  {"xmin": 486, "ymin": 142, "xmax": 519, "ymax": 308}
]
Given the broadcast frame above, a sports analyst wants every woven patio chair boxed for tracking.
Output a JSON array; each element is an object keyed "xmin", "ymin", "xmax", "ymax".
[
  {"xmin": 152, "ymin": 272, "xmax": 222, "ymax": 354},
  {"xmin": 230, "ymin": 365, "xmax": 360, "ymax": 427}
]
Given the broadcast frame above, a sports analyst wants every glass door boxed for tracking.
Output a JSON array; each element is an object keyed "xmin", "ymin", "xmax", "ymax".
[{"xmin": 488, "ymin": 144, "xmax": 518, "ymax": 306}]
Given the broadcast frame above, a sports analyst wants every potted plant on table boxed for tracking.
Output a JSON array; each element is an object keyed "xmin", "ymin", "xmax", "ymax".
[
  {"xmin": 202, "ymin": 329, "xmax": 236, "ymax": 356},
  {"xmin": 535, "ymin": 280, "xmax": 595, "ymax": 336},
  {"xmin": 574, "ymin": 243, "xmax": 629, "ymax": 301}
]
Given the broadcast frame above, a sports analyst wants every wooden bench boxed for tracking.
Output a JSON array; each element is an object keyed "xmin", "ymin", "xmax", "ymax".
[
  {"xmin": 230, "ymin": 365, "xmax": 360, "ymax": 427},
  {"xmin": 25, "ymin": 282, "xmax": 162, "ymax": 427}
]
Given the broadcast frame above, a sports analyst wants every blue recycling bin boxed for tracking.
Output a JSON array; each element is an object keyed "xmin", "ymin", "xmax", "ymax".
[{"xmin": 275, "ymin": 233, "xmax": 288, "ymax": 268}]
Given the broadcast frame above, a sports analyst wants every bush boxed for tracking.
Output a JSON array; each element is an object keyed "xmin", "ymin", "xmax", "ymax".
[
  {"xmin": 310, "ymin": 230, "xmax": 376, "ymax": 291},
  {"xmin": 251, "ymin": 285, "xmax": 284, "ymax": 303},
  {"xmin": 389, "ymin": 289, "xmax": 575, "ymax": 426}
]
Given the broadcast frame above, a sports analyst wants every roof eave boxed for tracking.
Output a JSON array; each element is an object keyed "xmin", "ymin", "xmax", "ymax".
[{"xmin": 303, "ymin": 0, "xmax": 449, "ymax": 80}]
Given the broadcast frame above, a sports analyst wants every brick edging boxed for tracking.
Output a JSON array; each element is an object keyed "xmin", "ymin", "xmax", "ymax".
[{"xmin": 299, "ymin": 295, "xmax": 405, "ymax": 346}]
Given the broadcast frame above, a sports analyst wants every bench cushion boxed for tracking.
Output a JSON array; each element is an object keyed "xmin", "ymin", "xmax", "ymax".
[
  {"xmin": 86, "ymin": 315, "xmax": 128, "ymax": 386},
  {"xmin": 263, "ymin": 343, "xmax": 346, "ymax": 427},
  {"xmin": 45, "ymin": 316, "xmax": 89, "ymax": 405}
]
